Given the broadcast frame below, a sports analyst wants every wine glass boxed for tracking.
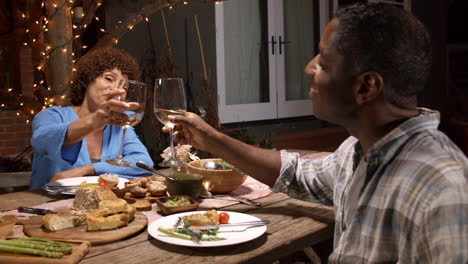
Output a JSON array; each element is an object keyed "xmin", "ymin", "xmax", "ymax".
[
  {"xmin": 106, "ymin": 80, "xmax": 147, "ymax": 167},
  {"xmin": 154, "ymin": 78, "xmax": 187, "ymax": 168}
]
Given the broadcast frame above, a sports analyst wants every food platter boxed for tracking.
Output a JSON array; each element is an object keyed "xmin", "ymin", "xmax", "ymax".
[
  {"xmin": 147, "ymin": 211, "xmax": 267, "ymax": 247},
  {"xmin": 17, "ymin": 212, "xmax": 147, "ymax": 245},
  {"xmin": 43, "ymin": 176, "xmax": 128, "ymax": 195}
]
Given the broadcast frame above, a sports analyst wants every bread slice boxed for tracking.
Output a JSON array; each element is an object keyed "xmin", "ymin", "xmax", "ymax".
[
  {"xmin": 125, "ymin": 203, "xmax": 136, "ymax": 222},
  {"xmin": 73, "ymin": 185, "xmax": 117, "ymax": 211},
  {"xmin": 42, "ymin": 214, "xmax": 80, "ymax": 231},
  {"xmin": 86, "ymin": 213, "xmax": 129, "ymax": 231},
  {"xmin": 98, "ymin": 198, "xmax": 128, "ymax": 215},
  {"xmin": 147, "ymin": 180, "xmax": 167, "ymax": 196},
  {"xmin": 98, "ymin": 173, "xmax": 119, "ymax": 187}
]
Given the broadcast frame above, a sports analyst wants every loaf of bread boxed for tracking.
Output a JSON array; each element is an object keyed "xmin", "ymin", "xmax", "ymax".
[
  {"xmin": 86, "ymin": 213, "xmax": 129, "ymax": 231},
  {"xmin": 73, "ymin": 185, "xmax": 117, "ymax": 211},
  {"xmin": 42, "ymin": 214, "xmax": 82, "ymax": 231},
  {"xmin": 98, "ymin": 173, "xmax": 119, "ymax": 187}
]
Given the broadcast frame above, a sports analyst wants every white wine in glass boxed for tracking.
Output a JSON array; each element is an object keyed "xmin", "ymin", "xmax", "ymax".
[
  {"xmin": 154, "ymin": 78, "xmax": 187, "ymax": 167},
  {"xmin": 106, "ymin": 80, "xmax": 146, "ymax": 167}
]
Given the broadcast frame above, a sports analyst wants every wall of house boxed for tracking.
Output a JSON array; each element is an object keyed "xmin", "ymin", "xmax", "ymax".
[{"xmin": 0, "ymin": 46, "xmax": 34, "ymax": 157}]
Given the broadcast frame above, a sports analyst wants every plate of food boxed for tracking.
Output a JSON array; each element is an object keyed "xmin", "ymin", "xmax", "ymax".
[
  {"xmin": 147, "ymin": 210, "xmax": 268, "ymax": 247},
  {"xmin": 43, "ymin": 174, "xmax": 128, "ymax": 195}
]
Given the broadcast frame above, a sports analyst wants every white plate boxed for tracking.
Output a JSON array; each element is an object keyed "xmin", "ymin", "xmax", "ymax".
[
  {"xmin": 148, "ymin": 211, "xmax": 267, "ymax": 247},
  {"xmin": 44, "ymin": 176, "xmax": 128, "ymax": 195}
]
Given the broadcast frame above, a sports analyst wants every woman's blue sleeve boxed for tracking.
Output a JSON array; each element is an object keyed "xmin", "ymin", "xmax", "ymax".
[{"xmin": 31, "ymin": 108, "xmax": 81, "ymax": 165}]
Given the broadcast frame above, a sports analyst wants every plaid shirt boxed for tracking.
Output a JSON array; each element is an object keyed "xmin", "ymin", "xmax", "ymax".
[{"xmin": 273, "ymin": 108, "xmax": 468, "ymax": 263}]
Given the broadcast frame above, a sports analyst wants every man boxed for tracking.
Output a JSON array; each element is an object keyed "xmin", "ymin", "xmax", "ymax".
[{"xmin": 164, "ymin": 3, "xmax": 468, "ymax": 263}]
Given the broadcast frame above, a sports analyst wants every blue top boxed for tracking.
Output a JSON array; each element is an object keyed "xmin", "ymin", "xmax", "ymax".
[{"xmin": 30, "ymin": 106, "xmax": 153, "ymax": 189}]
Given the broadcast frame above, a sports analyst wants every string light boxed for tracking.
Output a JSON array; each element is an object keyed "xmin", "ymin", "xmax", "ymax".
[{"xmin": 8, "ymin": 0, "xmax": 225, "ymax": 121}]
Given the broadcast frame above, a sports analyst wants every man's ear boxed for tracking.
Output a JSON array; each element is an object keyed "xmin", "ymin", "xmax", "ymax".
[{"xmin": 353, "ymin": 72, "xmax": 384, "ymax": 105}]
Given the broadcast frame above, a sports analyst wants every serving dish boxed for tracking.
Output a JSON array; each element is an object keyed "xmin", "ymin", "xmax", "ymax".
[
  {"xmin": 154, "ymin": 195, "xmax": 199, "ymax": 215},
  {"xmin": 188, "ymin": 159, "xmax": 247, "ymax": 193}
]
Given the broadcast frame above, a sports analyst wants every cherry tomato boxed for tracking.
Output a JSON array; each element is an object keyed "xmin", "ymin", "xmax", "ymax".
[
  {"xmin": 98, "ymin": 181, "xmax": 107, "ymax": 187},
  {"xmin": 219, "ymin": 212, "xmax": 229, "ymax": 224}
]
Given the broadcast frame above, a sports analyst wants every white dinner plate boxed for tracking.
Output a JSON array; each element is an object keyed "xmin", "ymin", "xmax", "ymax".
[
  {"xmin": 148, "ymin": 211, "xmax": 267, "ymax": 247},
  {"xmin": 44, "ymin": 176, "xmax": 128, "ymax": 195}
]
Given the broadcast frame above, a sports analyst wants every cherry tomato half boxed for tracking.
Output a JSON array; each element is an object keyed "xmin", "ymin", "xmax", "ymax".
[
  {"xmin": 98, "ymin": 181, "xmax": 107, "ymax": 187},
  {"xmin": 219, "ymin": 212, "xmax": 229, "ymax": 224}
]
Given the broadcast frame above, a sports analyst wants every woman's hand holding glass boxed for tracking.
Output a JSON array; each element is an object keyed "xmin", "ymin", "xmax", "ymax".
[{"xmin": 106, "ymin": 80, "xmax": 147, "ymax": 167}]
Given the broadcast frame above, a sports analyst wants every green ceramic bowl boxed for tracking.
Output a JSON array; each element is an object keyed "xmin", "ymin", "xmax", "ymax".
[{"xmin": 166, "ymin": 174, "xmax": 203, "ymax": 199}]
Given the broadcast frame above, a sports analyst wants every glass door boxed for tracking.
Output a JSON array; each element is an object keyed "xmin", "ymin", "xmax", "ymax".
[
  {"xmin": 276, "ymin": 0, "xmax": 327, "ymax": 118},
  {"xmin": 216, "ymin": 0, "xmax": 331, "ymax": 123},
  {"xmin": 216, "ymin": 0, "xmax": 277, "ymax": 123}
]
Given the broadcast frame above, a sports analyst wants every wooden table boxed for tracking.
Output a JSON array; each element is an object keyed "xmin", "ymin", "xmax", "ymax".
[{"xmin": 0, "ymin": 190, "xmax": 334, "ymax": 263}]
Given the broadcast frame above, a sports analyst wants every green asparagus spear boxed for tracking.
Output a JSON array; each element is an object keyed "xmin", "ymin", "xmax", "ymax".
[
  {"xmin": 0, "ymin": 239, "xmax": 71, "ymax": 253},
  {"xmin": 158, "ymin": 227, "xmax": 226, "ymax": 241},
  {"xmin": 0, "ymin": 244, "xmax": 64, "ymax": 258},
  {"xmin": 16, "ymin": 237, "xmax": 73, "ymax": 248}
]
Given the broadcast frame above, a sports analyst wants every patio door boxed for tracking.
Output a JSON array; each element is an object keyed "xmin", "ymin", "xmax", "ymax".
[{"xmin": 215, "ymin": 0, "xmax": 330, "ymax": 123}]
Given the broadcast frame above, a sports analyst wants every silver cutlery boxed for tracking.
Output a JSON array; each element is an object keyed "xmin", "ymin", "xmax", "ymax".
[{"xmin": 188, "ymin": 220, "xmax": 270, "ymax": 231}]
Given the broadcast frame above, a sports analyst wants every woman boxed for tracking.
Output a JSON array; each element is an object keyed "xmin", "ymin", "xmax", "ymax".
[{"xmin": 30, "ymin": 47, "xmax": 153, "ymax": 189}]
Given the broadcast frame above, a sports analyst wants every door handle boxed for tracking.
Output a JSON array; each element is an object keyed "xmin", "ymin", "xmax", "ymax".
[
  {"xmin": 271, "ymin": 36, "xmax": 277, "ymax": 55},
  {"xmin": 279, "ymin": 36, "xmax": 291, "ymax": 55}
]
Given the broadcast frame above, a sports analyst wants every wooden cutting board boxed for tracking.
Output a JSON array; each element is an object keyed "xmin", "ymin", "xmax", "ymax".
[
  {"xmin": 17, "ymin": 212, "xmax": 147, "ymax": 245},
  {"xmin": 0, "ymin": 239, "xmax": 90, "ymax": 264}
]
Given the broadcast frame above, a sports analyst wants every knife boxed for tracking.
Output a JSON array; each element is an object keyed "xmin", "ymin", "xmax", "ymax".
[
  {"xmin": 18, "ymin": 207, "xmax": 79, "ymax": 216},
  {"xmin": 188, "ymin": 220, "xmax": 270, "ymax": 230}
]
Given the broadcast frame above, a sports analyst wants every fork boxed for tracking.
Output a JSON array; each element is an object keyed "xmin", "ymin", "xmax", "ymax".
[{"xmin": 219, "ymin": 224, "xmax": 265, "ymax": 232}]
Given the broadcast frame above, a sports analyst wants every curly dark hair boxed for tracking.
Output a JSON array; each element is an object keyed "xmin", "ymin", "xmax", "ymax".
[
  {"xmin": 334, "ymin": 3, "xmax": 432, "ymax": 105},
  {"xmin": 68, "ymin": 47, "xmax": 140, "ymax": 106}
]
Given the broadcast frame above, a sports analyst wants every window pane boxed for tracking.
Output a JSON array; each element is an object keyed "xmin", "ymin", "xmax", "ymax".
[
  {"xmin": 223, "ymin": 0, "xmax": 269, "ymax": 105},
  {"xmin": 283, "ymin": 0, "xmax": 318, "ymax": 101}
]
